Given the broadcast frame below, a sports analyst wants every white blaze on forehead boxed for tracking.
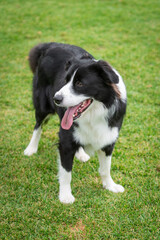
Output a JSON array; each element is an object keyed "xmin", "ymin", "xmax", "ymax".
[
  {"xmin": 55, "ymin": 70, "xmax": 76, "ymax": 100},
  {"xmin": 62, "ymin": 69, "xmax": 77, "ymax": 95},
  {"xmin": 55, "ymin": 69, "xmax": 88, "ymax": 108}
]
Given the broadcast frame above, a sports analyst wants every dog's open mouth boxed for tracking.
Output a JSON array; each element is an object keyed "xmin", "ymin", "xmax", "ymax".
[{"xmin": 61, "ymin": 99, "xmax": 93, "ymax": 130}]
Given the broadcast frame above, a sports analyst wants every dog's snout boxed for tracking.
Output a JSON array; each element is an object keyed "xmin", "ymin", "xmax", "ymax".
[{"xmin": 53, "ymin": 94, "xmax": 63, "ymax": 105}]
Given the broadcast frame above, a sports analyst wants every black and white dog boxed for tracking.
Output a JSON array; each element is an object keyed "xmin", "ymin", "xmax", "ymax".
[{"xmin": 24, "ymin": 42, "xmax": 127, "ymax": 204}]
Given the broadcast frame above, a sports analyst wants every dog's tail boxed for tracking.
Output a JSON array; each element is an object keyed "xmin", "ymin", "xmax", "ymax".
[{"xmin": 29, "ymin": 43, "xmax": 50, "ymax": 73}]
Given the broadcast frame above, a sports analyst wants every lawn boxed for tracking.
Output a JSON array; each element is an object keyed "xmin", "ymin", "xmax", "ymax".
[{"xmin": 0, "ymin": 0, "xmax": 160, "ymax": 239}]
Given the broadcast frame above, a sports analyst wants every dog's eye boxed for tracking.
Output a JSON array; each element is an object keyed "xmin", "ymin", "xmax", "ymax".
[{"xmin": 75, "ymin": 81, "xmax": 83, "ymax": 87}]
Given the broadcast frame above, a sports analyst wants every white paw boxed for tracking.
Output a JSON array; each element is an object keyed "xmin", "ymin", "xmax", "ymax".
[
  {"xmin": 75, "ymin": 147, "xmax": 90, "ymax": 162},
  {"xmin": 24, "ymin": 145, "xmax": 37, "ymax": 156},
  {"xmin": 59, "ymin": 193, "xmax": 75, "ymax": 204},
  {"xmin": 105, "ymin": 183, "xmax": 124, "ymax": 193},
  {"xmin": 103, "ymin": 178, "xmax": 124, "ymax": 193}
]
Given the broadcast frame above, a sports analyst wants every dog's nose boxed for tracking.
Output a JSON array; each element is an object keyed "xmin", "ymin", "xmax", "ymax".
[{"xmin": 53, "ymin": 94, "xmax": 63, "ymax": 105}]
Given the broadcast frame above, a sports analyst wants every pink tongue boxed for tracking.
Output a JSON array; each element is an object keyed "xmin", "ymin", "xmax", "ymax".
[{"xmin": 61, "ymin": 105, "xmax": 79, "ymax": 130}]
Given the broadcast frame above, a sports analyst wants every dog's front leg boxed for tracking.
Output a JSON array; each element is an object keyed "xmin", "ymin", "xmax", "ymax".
[
  {"xmin": 58, "ymin": 140, "xmax": 77, "ymax": 204},
  {"xmin": 98, "ymin": 149, "xmax": 124, "ymax": 193},
  {"xmin": 58, "ymin": 163, "xmax": 75, "ymax": 204}
]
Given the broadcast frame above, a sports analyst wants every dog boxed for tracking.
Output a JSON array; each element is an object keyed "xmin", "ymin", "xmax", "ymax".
[{"xmin": 24, "ymin": 42, "xmax": 127, "ymax": 204}]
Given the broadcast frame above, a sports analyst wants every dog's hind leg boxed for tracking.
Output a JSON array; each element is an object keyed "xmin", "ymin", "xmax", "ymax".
[
  {"xmin": 24, "ymin": 112, "xmax": 50, "ymax": 156},
  {"xmin": 24, "ymin": 126, "xmax": 42, "ymax": 156},
  {"xmin": 75, "ymin": 147, "xmax": 90, "ymax": 162}
]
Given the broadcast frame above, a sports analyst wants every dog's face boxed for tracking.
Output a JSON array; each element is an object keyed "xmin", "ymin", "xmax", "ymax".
[{"xmin": 54, "ymin": 60, "xmax": 119, "ymax": 130}]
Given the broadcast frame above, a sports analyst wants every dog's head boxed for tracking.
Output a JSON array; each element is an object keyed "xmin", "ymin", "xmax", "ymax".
[{"xmin": 53, "ymin": 60, "xmax": 120, "ymax": 130}]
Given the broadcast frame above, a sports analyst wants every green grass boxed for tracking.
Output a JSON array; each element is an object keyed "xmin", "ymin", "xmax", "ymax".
[{"xmin": 0, "ymin": 0, "xmax": 160, "ymax": 239}]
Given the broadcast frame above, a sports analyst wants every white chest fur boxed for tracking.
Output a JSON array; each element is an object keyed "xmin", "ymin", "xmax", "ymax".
[{"xmin": 73, "ymin": 101, "xmax": 118, "ymax": 155}]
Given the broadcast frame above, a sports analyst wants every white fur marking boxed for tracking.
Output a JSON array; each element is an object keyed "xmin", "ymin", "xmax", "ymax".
[
  {"xmin": 54, "ymin": 70, "xmax": 88, "ymax": 108},
  {"xmin": 98, "ymin": 150, "xmax": 124, "ymax": 193},
  {"xmin": 113, "ymin": 68, "xmax": 127, "ymax": 102},
  {"xmin": 24, "ymin": 127, "xmax": 42, "ymax": 156},
  {"xmin": 58, "ymin": 163, "xmax": 75, "ymax": 204},
  {"xmin": 74, "ymin": 101, "xmax": 119, "ymax": 155},
  {"xmin": 75, "ymin": 147, "xmax": 90, "ymax": 162}
]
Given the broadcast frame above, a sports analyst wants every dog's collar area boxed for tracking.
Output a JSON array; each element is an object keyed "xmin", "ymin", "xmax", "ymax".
[{"xmin": 61, "ymin": 99, "xmax": 93, "ymax": 130}]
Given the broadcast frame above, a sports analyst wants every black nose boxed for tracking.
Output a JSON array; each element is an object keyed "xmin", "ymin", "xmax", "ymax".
[{"xmin": 53, "ymin": 94, "xmax": 63, "ymax": 105}]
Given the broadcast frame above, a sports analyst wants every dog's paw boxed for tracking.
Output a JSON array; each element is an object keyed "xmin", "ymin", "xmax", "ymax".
[
  {"xmin": 103, "ymin": 178, "xmax": 124, "ymax": 193},
  {"xmin": 75, "ymin": 147, "xmax": 90, "ymax": 162},
  {"xmin": 59, "ymin": 193, "xmax": 75, "ymax": 204},
  {"xmin": 24, "ymin": 145, "xmax": 37, "ymax": 156},
  {"xmin": 105, "ymin": 183, "xmax": 124, "ymax": 193}
]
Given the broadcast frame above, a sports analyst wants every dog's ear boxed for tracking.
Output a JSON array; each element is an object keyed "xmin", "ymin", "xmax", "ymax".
[{"xmin": 97, "ymin": 60, "xmax": 119, "ymax": 84}]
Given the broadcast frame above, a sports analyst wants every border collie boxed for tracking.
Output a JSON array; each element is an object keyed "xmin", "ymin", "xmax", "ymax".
[{"xmin": 24, "ymin": 42, "xmax": 127, "ymax": 204}]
